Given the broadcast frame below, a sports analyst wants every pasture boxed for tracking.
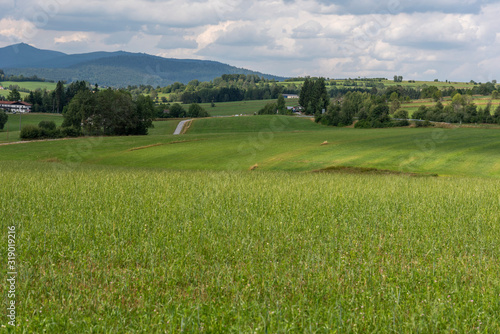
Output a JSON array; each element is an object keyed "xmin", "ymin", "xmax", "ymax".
[
  {"xmin": 0, "ymin": 113, "xmax": 64, "ymax": 143},
  {"xmin": 1, "ymin": 115, "xmax": 500, "ymax": 177},
  {"xmin": 1, "ymin": 113, "xmax": 500, "ymax": 332},
  {"xmin": 0, "ymin": 81, "xmax": 58, "ymax": 91},
  {"xmin": 0, "ymin": 81, "xmax": 58, "ymax": 100},
  {"xmin": 1, "ymin": 161, "xmax": 499, "ymax": 332},
  {"xmin": 400, "ymin": 96, "xmax": 500, "ymax": 117},
  {"xmin": 195, "ymin": 99, "xmax": 299, "ymax": 116}
]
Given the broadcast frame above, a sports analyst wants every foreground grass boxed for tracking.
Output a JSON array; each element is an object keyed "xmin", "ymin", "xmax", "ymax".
[{"xmin": 1, "ymin": 161, "xmax": 499, "ymax": 332}]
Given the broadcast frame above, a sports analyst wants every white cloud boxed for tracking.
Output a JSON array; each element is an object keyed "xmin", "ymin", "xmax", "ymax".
[
  {"xmin": 0, "ymin": 0, "xmax": 499, "ymax": 81},
  {"xmin": 0, "ymin": 17, "xmax": 37, "ymax": 40},
  {"xmin": 54, "ymin": 32, "xmax": 89, "ymax": 44}
]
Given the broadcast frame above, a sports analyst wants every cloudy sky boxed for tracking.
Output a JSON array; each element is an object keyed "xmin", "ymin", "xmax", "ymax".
[{"xmin": 1, "ymin": 0, "xmax": 500, "ymax": 82}]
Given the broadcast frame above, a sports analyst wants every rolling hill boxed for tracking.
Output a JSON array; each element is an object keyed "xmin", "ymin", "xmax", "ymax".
[{"xmin": 0, "ymin": 43, "xmax": 285, "ymax": 87}]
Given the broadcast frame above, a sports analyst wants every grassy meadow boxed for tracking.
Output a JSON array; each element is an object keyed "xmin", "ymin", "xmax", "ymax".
[
  {"xmin": 193, "ymin": 98, "xmax": 299, "ymax": 116},
  {"xmin": 1, "ymin": 162, "xmax": 500, "ymax": 332},
  {"xmin": 0, "ymin": 81, "xmax": 58, "ymax": 91},
  {"xmin": 1, "ymin": 115, "xmax": 499, "ymax": 177},
  {"xmin": 0, "ymin": 113, "xmax": 64, "ymax": 143},
  {"xmin": 0, "ymin": 81, "xmax": 58, "ymax": 100},
  {"xmin": 401, "ymin": 96, "xmax": 500, "ymax": 116},
  {"xmin": 1, "ymin": 111, "xmax": 500, "ymax": 332}
]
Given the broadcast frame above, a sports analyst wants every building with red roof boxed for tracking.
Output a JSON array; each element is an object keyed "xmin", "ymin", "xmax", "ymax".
[{"xmin": 0, "ymin": 101, "xmax": 32, "ymax": 113}]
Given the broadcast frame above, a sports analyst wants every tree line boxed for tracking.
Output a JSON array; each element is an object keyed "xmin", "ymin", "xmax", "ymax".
[
  {"xmin": 19, "ymin": 82, "xmax": 160, "ymax": 139},
  {"xmin": 412, "ymin": 95, "xmax": 500, "ymax": 124},
  {"xmin": 315, "ymin": 90, "xmax": 500, "ymax": 128},
  {"xmin": 0, "ymin": 69, "xmax": 51, "ymax": 83},
  {"xmin": 315, "ymin": 91, "xmax": 409, "ymax": 128},
  {"xmin": 20, "ymin": 81, "xmax": 88, "ymax": 113}
]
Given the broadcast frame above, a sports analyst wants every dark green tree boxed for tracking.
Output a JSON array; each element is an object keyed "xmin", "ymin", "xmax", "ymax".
[
  {"xmin": 258, "ymin": 102, "xmax": 278, "ymax": 115},
  {"xmin": 96, "ymin": 89, "xmax": 136, "ymax": 135},
  {"xmin": 188, "ymin": 103, "xmax": 209, "ymax": 118},
  {"xmin": 169, "ymin": 103, "xmax": 186, "ymax": 118},
  {"xmin": 0, "ymin": 110, "xmax": 8, "ymax": 130},
  {"xmin": 62, "ymin": 89, "xmax": 98, "ymax": 133},
  {"xmin": 299, "ymin": 78, "xmax": 313, "ymax": 112},
  {"xmin": 312, "ymin": 78, "xmax": 330, "ymax": 115},
  {"xmin": 65, "ymin": 81, "xmax": 89, "ymax": 104},
  {"xmin": 341, "ymin": 91, "xmax": 365, "ymax": 121},
  {"xmin": 54, "ymin": 81, "xmax": 65, "ymax": 113},
  {"xmin": 277, "ymin": 94, "xmax": 286, "ymax": 114},
  {"xmin": 393, "ymin": 109, "xmax": 408, "ymax": 119},
  {"xmin": 134, "ymin": 95, "xmax": 156, "ymax": 134},
  {"xmin": 299, "ymin": 78, "xmax": 329, "ymax": 115},
  {"xmin": 38, "ymin": 120, "xmax": 56, "ymax": 131},
  {"xmin": 7, "ymin": 88, "xmax": 21, "ymax": 101}
]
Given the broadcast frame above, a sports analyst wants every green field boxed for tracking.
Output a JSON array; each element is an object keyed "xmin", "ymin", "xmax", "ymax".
[
  {"xmin": 0, "ymin": 113, "xmax": 64, "ymax": 143},
  {"xmin": 0, "ymin": 81, "xmax": 58, "ymax": 100},
  {"xmin": 193, "ymin": 99, "xmax": 299, "ymax": 116},
  {"xmin": 0, "ymin": 88, "xmax": 29, "ymax": 99},
  {"xmin": 0, "ymin": 81, "xmax": 58, "ymax": 91},
  {"xmin": 1, "ymin": 115, "xmax": 500, "ymax": 177},
  {"xmin": 401, "ymin": 96, "xmax": 500, "ymax": 116},
  {"xmin": 187, "ymin": 115, "xmax": 317, "ymax": 134},
  {"xmin": 1, "ymin": 113, "xmax": 500, "ymax": 332},
  {"xmin": 1, "ymin": 162, "xmax": 499, "ymax": 332}
]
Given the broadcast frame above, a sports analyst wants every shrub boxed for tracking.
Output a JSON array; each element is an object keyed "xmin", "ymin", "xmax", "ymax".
[
  {"xmin": 21, "ymin": 125, "xmax": 76, "ymax": 140},
  {"xmin": 188, "ymin": 103, "xmax": 209, "ymax": 118},
  {"xmin": 258, "ymin": 102, "xmax": 278, "ymax": 115},
  {"xmin": 392, "ymin": 120, "xmax": 410, "ymax": 127},
  {"xmin": 39, "ymin": 127, "xmax": 62, "ymax": 139},
  {"xmin": 60, "ymin": 127, "xmax": 82, "ymax": 137},
  {"xmin": 393, "ymin": 109, "xmax": 408, "ymax": 120},
  {"xmin": 414, "ymin": 120, "xmax": 433, "ymax": 127},
  {"xmin": 38, "ymin": 120, "xmax": 56, "ymax": 131},
  {"xmin": 20, "ymin": 125, "xmax": 41, "ymax": 139},
  {"xmin": 413, "ymin": 106, "xmax": 428, "ymax": 120}
]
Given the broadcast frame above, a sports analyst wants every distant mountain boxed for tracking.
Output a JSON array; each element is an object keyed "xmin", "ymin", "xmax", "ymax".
[
  {"xmin": 0, "ymin": 43, "xmax": 286, "ymax": 87},
  {"xmin": 0, "ymin": 43, "xmax": 66, "ymax": 68}
]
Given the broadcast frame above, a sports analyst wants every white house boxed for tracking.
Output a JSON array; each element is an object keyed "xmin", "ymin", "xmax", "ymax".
[{"xmin": 0, "ymin": 101, "xmax": 32, "ymax": 113}]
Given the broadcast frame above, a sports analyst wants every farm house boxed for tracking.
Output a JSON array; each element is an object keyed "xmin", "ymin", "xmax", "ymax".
[{"xmin": 0, "ymin": 101, "xmax": 32, "ymax": 113}]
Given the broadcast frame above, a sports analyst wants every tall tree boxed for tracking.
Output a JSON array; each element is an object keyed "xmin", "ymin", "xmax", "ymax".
[
  {"xmin": 389, "ymin": 92, "xmax": 401, "ymax": 114},
  {"xmin": 0, "ymin": 110, "xmax": 7, "ymax": 130},
  {"xmin": 188, "ymin": 103, "xmax": 209, "ymax": 118},
  {"xmin": 312, "ymin": 78, "xmax": 330, "ymax": 115},
  {"xmin": 54, "ymin": 81, "xmax": 65, "ymax": 113},
  {"xmin": 7, "ymin": 88, "xmax": 21, "ymax": 101},
  {"xmin": 62, "ymin": 89, "xmax": 98, "ymax": 133},
  {"xmin": 277, "ymin": 94, "xmax": 286, "ymax": 114},
  {"xmin": 299, "ymin": 78, "xmax": 329, "ymax": 115},
  {"xmin": 299, "ymin": 78, "xmax": 313, "ymax": 112}
]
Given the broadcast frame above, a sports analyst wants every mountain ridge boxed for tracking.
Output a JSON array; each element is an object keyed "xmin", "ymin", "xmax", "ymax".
[{"xmin": 0, "ymin": 43, "xmax": 286, "ymax": 87}]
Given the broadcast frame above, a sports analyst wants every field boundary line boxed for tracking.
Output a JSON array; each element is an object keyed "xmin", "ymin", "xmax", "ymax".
[{"xmin": 0, "ymin": 137, "xmax": 79, "ymax": 146}]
